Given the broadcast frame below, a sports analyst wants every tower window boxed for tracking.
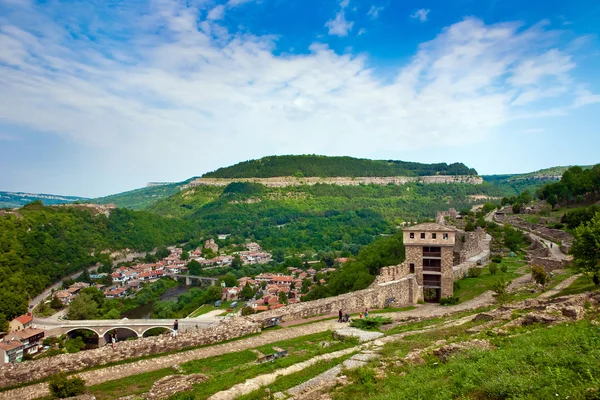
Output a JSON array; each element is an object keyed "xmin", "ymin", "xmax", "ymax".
[
  {"xmin": 410, "ymin": 232, "xmax": 414, "ymax": 239},
  {"xmin": 443, "ymin": 233, "xmax": 449, "ymax": 240},
  {"xmin": 409, "ymin": 263, "xmax": 415, "ymax": 273},
  {"xmin": 420, "ymin": 233, "xmax": 426, "ymax": 239},
  {"xmin": 432, "ymin": 233, "xmax": 437, "ymax": 239}
]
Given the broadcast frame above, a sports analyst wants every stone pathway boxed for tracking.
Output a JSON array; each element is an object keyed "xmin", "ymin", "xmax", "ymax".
[
  {"xmin": 538, "ymin": 274, "xmax": 582, "ymax": 299},
  {"xmin": 507, "ymin": 273, "xmax": 533, "ymax": 292}
]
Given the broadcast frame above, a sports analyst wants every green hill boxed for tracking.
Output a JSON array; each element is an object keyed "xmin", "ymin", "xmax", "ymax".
[
  {"xmin": 93, "ymin": 178, "xmax": 197, "ymax": 210},
  {"xmin": 202, "ymin": 155, "xmax": 478, "ymax": 178}
]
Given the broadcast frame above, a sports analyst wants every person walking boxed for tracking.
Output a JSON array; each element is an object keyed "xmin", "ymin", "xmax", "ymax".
[
  {"xmin": 364, "ymin": 308, "xmax": 369, "ymax": 318},
  {"xmin": 359, "ymin": 312, "xmax": 363, "ymax": 319},
  {"xmin": 172, "ymin": 319, "xmax": 179, "ymax": 338},
  {"xmin": 110, "ymin": 332, "xmax": 117, "ymax": 349},
  {"xmin": 338, "ymin": 309, "xmax": 343, "ymax": 323}
]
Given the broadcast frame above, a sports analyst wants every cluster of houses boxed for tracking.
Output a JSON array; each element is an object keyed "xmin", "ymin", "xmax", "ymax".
[
  {"xmin": 221, "ymin": 266, "xmax": 336, "ymax": 312},
  {"xmin": 0, "ymin": 314, "xmax": 45, "ymax": 365},
  {"xmin": 189, "ymin": 240, "xmax": 272, "ymax": 267}
]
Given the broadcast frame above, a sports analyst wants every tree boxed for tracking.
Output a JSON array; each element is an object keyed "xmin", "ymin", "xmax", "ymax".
[
  {"xmin": 222, "ymin": 272, "xmax": 238, "ymax": 288},
  {"xmin": 187, "ymin": 259, "xmax": 203, "ymax": 276},
  {"xmin": 206, "ymin": 285, "xmax": 223, "ymax": 302},
  {"xmin": 547, "ymin": 194, "xmax": 558, "ymax": 209},
  {"xmin": 571, "ymin": 212, "xmax": 600, "ymax": 283},
  {"xmin": 2, "ymin": 291, "xmax": 28, "ymax": 320},
  {"xmin": 232, "ymin": 255, "xmax": 243, "ymax": 269},
  {"xmin": 181, "ymin": 250, "xmax": 190, "ymax": 261},
  {"xmin": 50, "ymin": 295, "xmax": 64, "ymax": 310},
  {"xmin": 155, "ymin": 246, "xmax": 170, "ymax": 259},
  {"xmin": 464, "ymin": 221, "xmax": 475, "ymax": 232},
  {"xmin": 78, "ymin": 268, "xmax": 91, "ymax": 284},
  {"xmin": 278, "ymin": 291, "xmax": 288, "ymax": 305},
  {"xmin": 531, "ymin": 265, "xmax": 550, "ymax": 290},
  {"xmin": 67, "ymin": 293, "xmax": 99, "ymax": 320},
  {"xmin": 272, "ymin": 248, "xmax": 285, "ymax": 263},
  {"xmin": 239, "ymin": 282, "xmax": 255, "ymax": 300}
]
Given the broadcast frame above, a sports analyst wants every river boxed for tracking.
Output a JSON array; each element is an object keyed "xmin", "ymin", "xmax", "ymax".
[{"xmin": 122, "ymin": 284, "xmax": 190, "ymax": 319}]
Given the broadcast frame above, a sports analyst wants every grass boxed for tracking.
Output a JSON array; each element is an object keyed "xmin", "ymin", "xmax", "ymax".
[
  {"xmin": 554, "ymin": 275, "xmax": 599, "ymax": 297},
  {"xmin": 453, "ymin": 256, "xmax": 524, "ymax": 303},
  {"xmin": 237, "ymin": 355, "xmax": 353, "ymax": 400},
  {"xmin": 332, "ymin": 320, "xmax": 600, "ymax": 400},
  {"xmin": 89, "ymin": 331, "xmax": 358, "ymax": 400},
  {"xmin": 188, "ymin": 301, "xmax": 240, "ymax": 318},
  {"xmin": 369, "ymin": 306, "xmax": 417, "ymax": 314}
]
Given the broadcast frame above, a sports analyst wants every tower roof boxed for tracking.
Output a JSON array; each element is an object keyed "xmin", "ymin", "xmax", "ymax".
[{"xmin": 403, "ymin": 222, "xmax": 457, "ymax": 232}]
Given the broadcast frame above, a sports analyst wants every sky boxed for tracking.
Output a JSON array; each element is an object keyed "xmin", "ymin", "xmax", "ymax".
[{"xmin": 1, "ymin": 0, "xmax": 600, "ymax": 197}]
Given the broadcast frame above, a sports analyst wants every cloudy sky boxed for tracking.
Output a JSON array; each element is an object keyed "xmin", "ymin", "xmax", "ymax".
[{"xmin": 1, "ymin": 0, "xmax": 599, "ymax": 197}]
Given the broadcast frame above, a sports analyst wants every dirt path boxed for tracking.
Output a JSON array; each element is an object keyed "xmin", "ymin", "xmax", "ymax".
[{"xmin": 538, "ymin": 274, "xmax": 582, "ymax": 299}]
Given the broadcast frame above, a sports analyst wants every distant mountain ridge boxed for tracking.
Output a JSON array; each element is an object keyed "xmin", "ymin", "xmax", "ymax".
[
  {"xmin": 202, "ymin": 155, "xmax": 478, "ymax": 179},
  {"xmin": 0, "ymin": 191, "xmax": 88, "ymax": 209}
]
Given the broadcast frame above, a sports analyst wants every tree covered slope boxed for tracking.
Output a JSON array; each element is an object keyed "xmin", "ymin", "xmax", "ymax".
[
  {"xmin": 202, "ymin": 155, "xmax": 478, "ymax": 178},
  {"xmin": 0, "ymin": 191, "xmax": 88, "ymax": 209}
]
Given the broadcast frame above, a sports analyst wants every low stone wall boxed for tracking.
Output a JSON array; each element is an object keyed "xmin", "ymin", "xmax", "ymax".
[
  {"xmin": 452, "ymin": 261, "xmax": 478, "ymax": 280},
  {"xmin": 528, "ymin": 256, "xmax": 568, "ymax": 272},
  {"xmin": 0, "ymin": 318, "xmax": 261, "ymax": 389},
  {"xmin": 249, "ymin": 276, "xmax": 418, "ymax": 325},
  {"xmin": 376, "ymin": 262, "xmax": 410, "ymax": 284}
]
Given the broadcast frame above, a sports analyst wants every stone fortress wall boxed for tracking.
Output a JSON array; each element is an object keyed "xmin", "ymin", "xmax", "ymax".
[
  {"xmin": 183, "ymin": 175, "xmax": 484, "ymax": 189},
  {"xmin": 453, "ymin": 228, "xmax": 488, "ymax": 263},
  {"xmin": 0, "ymin": 318, "xmax": 261, "ymax": 389}
]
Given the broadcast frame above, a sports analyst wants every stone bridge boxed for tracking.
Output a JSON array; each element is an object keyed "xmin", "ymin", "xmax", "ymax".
[
  {"xmin": 167, "ymin": 274, "xmax": 219, "ymax": 286},
  {"xmin": 33, "ymin": 317, "xmax": 218, "ymax": 346}
]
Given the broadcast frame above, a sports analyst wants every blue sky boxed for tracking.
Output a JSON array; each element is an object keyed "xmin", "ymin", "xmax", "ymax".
[{"xmin": 1, "ymin": 0, "xmax": 599, "ymax": 197}]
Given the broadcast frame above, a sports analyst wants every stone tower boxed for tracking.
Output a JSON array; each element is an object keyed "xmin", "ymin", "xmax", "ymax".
[{"xmin": 403, "ymin": 223, "xmax": 456, "ymax": 302}]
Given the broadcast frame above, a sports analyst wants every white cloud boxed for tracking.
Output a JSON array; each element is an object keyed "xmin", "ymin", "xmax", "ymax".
[
  {"xmin": 227, "ymin": 0, "xmax": 254, "ymax": 6},
  {"xmin": 358, "ymin": 28, "xmax": 366, "ymax": 36},
  {"xmin": 367, "ymin": 5, "xmax": 383, "ymax": 19},
  {"xmin": 410, "ymin": 8, "xmax": 430, "ymax": 22},
  {"xmin": 207, "ymin": 5, "xmax": 225, "ymax": 20},
  {"xmin": 0, "ymin": 5, "xmax": 597, "ymax": 193},
  {"xmin": 326, "ymin": 0, "xmax": 354, "ymax": 37}
]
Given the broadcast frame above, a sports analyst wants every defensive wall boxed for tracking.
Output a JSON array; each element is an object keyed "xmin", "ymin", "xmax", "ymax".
[
  {"xmin": 0, "ymin": 318, "xmax": 261, "ymax": 389},
  {"xmin": 495, "ymin": 214, "xmax": 573, "ymax": 253}
]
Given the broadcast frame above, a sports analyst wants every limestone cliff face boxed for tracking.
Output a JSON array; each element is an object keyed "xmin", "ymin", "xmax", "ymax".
[{"xmin": 182, "ymin": 175, "xmax": 483, "ymax": 189}]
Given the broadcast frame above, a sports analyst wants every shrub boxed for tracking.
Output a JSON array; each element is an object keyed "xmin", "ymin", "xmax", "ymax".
[
  {"xmin": 241, "ymin": 306, "xmax": 255, "ymax": 316},
  {"xmin": 492, "ymin": 279, "xmax": 508, "ymax": 295},
  {"xmin": 439, "ymin": 296, "xmax": 460, "ymax": 306},
  {"xmin": 488, "ymin": 263, "xmax": 498, "ymax": 275},
  {"xmin": 49, "ymin": 373, "xmax": 86, "ymax": 398},
  {"xmin": 491, "ymin": 255, "xmax": 502, "ymax": 263},
  {"xmin": 500, "ymin": 264, "xmax": 508, "ymax": 273},
  {"xmin": 532, "ymin": 265, "xmax": 549, "ymax": 289},
  {"xmin": 468, "ymin": 268, "xmax": 482, "ymax": 278},
  {"xmin": 453, "ymin": 280, "xmax": 461, "ymax": 292},
  {"xmin": 350, "ymin": 316, "xmax": 392, "ymax": 330}
]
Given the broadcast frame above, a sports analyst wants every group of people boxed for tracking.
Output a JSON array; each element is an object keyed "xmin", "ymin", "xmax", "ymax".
[{"xmin": 338, "ymin": 308, "xmax": 369, "ymax": 323}]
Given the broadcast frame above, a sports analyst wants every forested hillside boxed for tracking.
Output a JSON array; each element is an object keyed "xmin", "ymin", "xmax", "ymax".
[
  {"xmin": 203, "ymin": 155, "xmax": 478, "ymax": 178},
  {"xmin": 148, "ymin": 181, "xmax": 505, "ymax": 253},
  {"xmin": 0, "ymin": 202, "xmax": 196, "ymax": 326}
]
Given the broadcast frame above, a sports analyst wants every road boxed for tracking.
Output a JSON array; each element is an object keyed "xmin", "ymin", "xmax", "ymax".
[{"xmin": 28, "ymin": 265, "xmax": 99, "ymax": 311}]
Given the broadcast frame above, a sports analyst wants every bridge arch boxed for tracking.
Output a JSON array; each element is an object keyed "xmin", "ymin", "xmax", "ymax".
[
  {"xmin": 103, "ymin": 326, "xmax": 139, "ymax": 343},
  {"xmin": 141, "ymin": 326, "xmax": 174, "ymax": 337},
  {"xmin": 64, "ymin": 327, "xmax": 101, "ymax": 337}
]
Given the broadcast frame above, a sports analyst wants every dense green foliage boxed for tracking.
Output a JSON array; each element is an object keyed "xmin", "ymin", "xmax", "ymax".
[
  {"xmin": 537, "ymin": 165, "xmax": 600, "ymax": 206},
  {"xmin": 561, "ymin": 204, "xmax": 600, "ymax": 229},
  {"xmin": 49, "ymin": 373, "xmax": 86, "ymax": 398},
  {"xmin": 149, "ymin": 182, "xmax": 505, "ymax": 254},
  {"xmin": 0, "ymin": 203, "xmax": 196, "ymax": 323},
  {"xmin": 0, "ymin": 191, "xmax": 88, "ymax": 209},
  {"xmin": 350, "ymin": 316, "xmax": 392, "ymax": 330},
  {"xmin": 571, "ymin": 212, "xmax": 600, "ymax": 280},
  {"xmin": 203, "ymin": 155, "xmax": 478, "ymax": 178}
]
